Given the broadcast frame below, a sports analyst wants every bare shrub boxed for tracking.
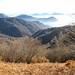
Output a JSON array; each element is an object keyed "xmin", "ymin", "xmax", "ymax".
[
  {"xmin": 46, "ymin": 45, "xmax": 75, "ymax": 62},
  {"xmin": 20, "ymin": 37, "xmax": 41, "ymax": 64},
  {"xmin": 0, "ymin": 36, "xmax": 42, "ymax": 63},
  {"xmin": 1, "ymin": 39, "xmax": 24, "ymax": 63}
]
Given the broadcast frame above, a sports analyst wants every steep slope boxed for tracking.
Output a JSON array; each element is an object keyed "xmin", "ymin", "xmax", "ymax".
[
  {"xmin": 0, "ymin": 17, "xmax": 40, "ymax": 37},
  {"xmin": 32, "ymin": 21, "xmax": 50, "ymax": 29},
  {"xmin": 47, "ymin": 29, "xmax": 75, "ymax": 48},
  {"xmin": 32, "ymin": 25, "xmax": 75, "ymax": 44}
]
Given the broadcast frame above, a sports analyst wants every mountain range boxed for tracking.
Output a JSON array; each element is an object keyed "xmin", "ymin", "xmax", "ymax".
[
  {"xmin": 1, "ymin": 13, "xmax": 75, "ymax": 45},
  {"xmin": 38, "ymin": 16, "xmax": 57, "ymax": 22},
  {"xmin": 16, "ymin": 14, "xmax": 58, "ymax": 23},
  {"xmin": 0, "ymin": 13, "xmax": 51, "ymax": 37},
  {"xmin": 32, "ymin": 13, "xmax": 50, "ymax": 16},
  {"xmin": 32, "ymin": 12, "xmax": 64, "ymax": 16},
  {"xmin": 0, "ymin": 13, "xmax": 58, "ymax": 25}
]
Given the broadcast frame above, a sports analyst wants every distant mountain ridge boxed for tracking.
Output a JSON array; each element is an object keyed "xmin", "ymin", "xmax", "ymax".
[
  {"xmin": 32, "ymin": 13, "xmax": 50, "ymax": 16},
  {"xmin": 0, "ymin": 13, "xmax": 8, "ymax": 18},
  {"xmin": 0, "ymin": 17, "xmax": 41, "ymax": 37},
  {"xmin": 52, "ymin": 12, "xmax": 64, "ymax": 15},
  {"xmin": 16, "ymin": 14, "xmax": 36, "ymax": 21},
  {"xmin": 38, "ymin": 16, "xmax": 57, "ymax": 22},
  {"xmin": 16, "ymin": 14, "xmax": 58, "ymax": 23},
  {"xmin": 0, "ymin": 13, "xmax": 57, "ymax": 27},
  {"xmin": 32, "ymin": 25, "xmax": 75, "ymax": 44}
]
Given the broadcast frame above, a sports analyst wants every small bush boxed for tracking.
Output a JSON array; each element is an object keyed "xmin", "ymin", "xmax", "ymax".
[
  {"xmin": 31, "ymin": 56, "xmax": 38, "ymax": 63},
  {"xmin": 31, "ymin": 56, "xmax": 49, "ymax": 63}
]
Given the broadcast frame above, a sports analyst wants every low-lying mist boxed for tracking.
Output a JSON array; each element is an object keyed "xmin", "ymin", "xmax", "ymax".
[{"xmin": 34, "ymin": 15, "xmax": 75, "ymax": 27}]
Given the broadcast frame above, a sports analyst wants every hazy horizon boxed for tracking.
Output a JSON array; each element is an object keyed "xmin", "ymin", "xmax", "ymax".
[
  {"xmin": 0, "ymin": 12, "xmax": 75, "ymax": 27},
  {"xmin": 0, "ymin": 0, "xmax": 75, "ymax": 27}
]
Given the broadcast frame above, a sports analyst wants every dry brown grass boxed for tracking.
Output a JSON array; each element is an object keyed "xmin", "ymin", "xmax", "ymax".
[
  {"xmin": 31, "ymin": 56, "xmax": 49, "ymax": 63},
  {"xmin": 0, "ymin": 60, "xmax": 75, "ymax": 75}
]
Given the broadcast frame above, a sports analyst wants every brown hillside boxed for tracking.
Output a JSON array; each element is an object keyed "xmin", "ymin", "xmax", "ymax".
[{"xmin": 0, "ymin": 17, "xmax": 40, "ymax": 37}]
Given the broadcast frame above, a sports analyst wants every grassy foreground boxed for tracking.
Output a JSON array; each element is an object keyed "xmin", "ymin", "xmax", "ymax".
[{"xmin": 0, "ymin": 60, "xmax": 75, "ymax": 75}]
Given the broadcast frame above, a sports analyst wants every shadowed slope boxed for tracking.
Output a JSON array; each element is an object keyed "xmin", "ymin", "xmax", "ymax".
[{"xmin": 0, "ymin": 18, "xmax": 40, "ymax": 37}]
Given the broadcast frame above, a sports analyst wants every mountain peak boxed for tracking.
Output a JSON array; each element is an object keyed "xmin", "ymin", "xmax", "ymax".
[{"xmin": 16, "ymin": 14, "xmax": 36, "ymax": 21}]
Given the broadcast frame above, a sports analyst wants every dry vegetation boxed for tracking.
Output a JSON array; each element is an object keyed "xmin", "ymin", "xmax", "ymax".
[
  {"xmin": 46, "ymin": 30, "xmax": 75, "ymax": 62},
  {"xmin": 0, "ymin": 32, "xmax": 75, "ymax": 75},
  {"xmin": 0, "ymin": 36, "xmax": 48, "ymax": 64},
  {"xmin": 0, "ymin": 60, "xmax": 75, "ymax": 75},
  {"xmin": 0, "ymin": 33, "xmax": 75, "ymax": 63}
]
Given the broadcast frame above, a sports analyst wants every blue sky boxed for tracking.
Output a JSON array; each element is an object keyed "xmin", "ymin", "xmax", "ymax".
[{"xmin": 0, "ymin": 0, "xmax": 75, "ymax": 16}]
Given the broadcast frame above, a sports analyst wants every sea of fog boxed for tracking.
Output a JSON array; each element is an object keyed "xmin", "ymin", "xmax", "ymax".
[{"xmin": 34, "ymin": 15, "xmax": 75, "ymax": 27}]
